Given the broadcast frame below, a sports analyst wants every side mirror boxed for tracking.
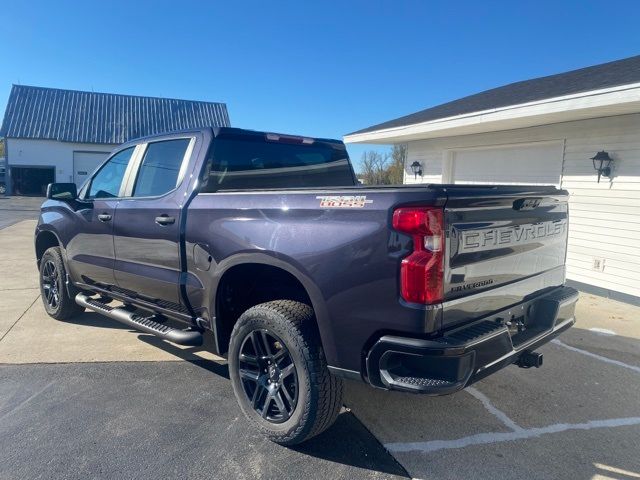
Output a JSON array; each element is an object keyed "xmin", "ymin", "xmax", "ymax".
[{"xmin": 46, "ymin": 183, "xmax": 78, "ymax": 200}]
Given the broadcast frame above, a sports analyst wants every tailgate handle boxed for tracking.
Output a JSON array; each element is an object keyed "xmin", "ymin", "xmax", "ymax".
[{"xmin": 513, "ymin": 198, "xmax": 542, "ymax": 211}]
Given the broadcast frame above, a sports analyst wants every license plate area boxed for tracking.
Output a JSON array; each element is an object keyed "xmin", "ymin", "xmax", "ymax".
[{"xmin": 501, "ymin": 296, "xmax": 558, "ymax": 348}]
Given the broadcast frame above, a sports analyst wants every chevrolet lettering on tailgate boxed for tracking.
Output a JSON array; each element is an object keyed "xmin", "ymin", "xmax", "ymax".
[{"xmin": 458, "ymin": 219, "xmax": 568, "ymax": 253}]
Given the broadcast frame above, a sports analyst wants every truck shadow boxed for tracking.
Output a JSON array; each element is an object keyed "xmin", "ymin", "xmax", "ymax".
[
  {"xmin": 63, "ymin": 310, "xmax": 131, "ymax": 329},
  {"xmin": 291, "ymin": 411, "xmax": 409, "ymax": 478},
  {"xmin": 135, "ymin": 333, "xmax": 409, "ymax": 478},
  {"xmin": 137, "ymin": 333, "xmax": 231, "ymax": 379}
]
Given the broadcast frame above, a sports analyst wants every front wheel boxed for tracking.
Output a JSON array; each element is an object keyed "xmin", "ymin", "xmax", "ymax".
[
  {"xmin": 39, "ymin": 246, "xmax": 85, "ymax": 320},
  {"xmin": 228, "ymin": 300, "xmax": 343, "ymax": 445}
]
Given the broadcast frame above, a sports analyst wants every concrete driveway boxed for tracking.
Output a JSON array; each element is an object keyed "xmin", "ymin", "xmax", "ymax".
[{"xmin": 1, "ymin": 215, "xmax": 639, "ymax": 479}]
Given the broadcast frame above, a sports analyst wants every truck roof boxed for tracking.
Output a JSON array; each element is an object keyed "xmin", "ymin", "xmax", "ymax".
[{"xmin": 121, "ymin": 126, "xmax": 345, "ymax": 148}]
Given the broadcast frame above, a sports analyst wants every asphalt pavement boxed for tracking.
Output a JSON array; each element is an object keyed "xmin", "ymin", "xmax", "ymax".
[
  {"xmin": 1, "ymin": 362, "xmax": 406, "ymax": 479},
  {"xmin": 0, "ymin": 196, "xmax": 43, "ymax": 229}
]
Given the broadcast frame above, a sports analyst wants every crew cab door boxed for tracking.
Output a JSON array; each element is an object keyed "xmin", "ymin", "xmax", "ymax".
[
  {"xmin": 66, "ymin": 146, "xmax": 138, "ymax": 287},
  {"xmin": 113, "ymin": 136, "xmax": 195, "ymax": 307}
]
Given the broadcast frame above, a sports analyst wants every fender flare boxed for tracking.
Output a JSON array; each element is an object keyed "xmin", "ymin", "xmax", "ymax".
[
  {"xmin": 211, "ymin": 252, "xmax": 338, "ymax": 365},
  {"xmin": 34, "ymin": 225, "xmax": 79, "ymax": 297},
  {"xmin": 34, "ymin": 225, "xmax": 65, "ymax": 263}
]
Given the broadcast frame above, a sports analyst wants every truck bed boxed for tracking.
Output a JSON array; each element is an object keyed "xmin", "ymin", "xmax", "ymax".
[{"xmin": 184, "ymin": 182, "xmax": 568, "ymax": 371}]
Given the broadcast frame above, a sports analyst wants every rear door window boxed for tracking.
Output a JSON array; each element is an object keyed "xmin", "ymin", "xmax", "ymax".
[{"xmin": 132, "ymin": 138, "xmax": 191, "ymax": 197}]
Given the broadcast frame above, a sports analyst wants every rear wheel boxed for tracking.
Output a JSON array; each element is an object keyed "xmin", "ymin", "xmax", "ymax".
[
  {"xmin": 228, "ymin": 300, "xmax": 343, "ymax": 445},
  {"xmin": 39, "ymin": 247, "xmax": 85, "ymax": 320}
]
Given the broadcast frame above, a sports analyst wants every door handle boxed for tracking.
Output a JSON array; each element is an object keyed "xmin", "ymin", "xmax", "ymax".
[
  {"xmin": 98, "ymin": 213, "xmax": 112, "ymax": 222},
  {"xmin": 155, "ymin": 215, "xmax": 175, "ymax": 226}
]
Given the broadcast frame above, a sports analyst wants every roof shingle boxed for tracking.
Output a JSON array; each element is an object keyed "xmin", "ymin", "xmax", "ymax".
[
  {"xmin": 349, "ymin": 54, "xmax": 640, "ymax": 136},
  {"xmin": 0, "ymin": 85, "xmax": 230, "ymax": 144}
]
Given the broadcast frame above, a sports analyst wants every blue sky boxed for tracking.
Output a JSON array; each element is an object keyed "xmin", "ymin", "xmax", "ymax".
[{"xmin": 1, "ymin": 0, "xmax": 639, "ymax": 169}]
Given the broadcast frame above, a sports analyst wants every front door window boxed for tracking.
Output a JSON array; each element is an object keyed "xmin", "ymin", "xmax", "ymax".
[{"xmin": 87, "ymin": 147, "xmax": 135, "ymax": 199}]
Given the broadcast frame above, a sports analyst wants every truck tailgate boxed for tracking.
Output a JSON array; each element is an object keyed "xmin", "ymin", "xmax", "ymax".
[{"xmin": 440, "ymin": 185, "xmax": 569, "ymax": 329}]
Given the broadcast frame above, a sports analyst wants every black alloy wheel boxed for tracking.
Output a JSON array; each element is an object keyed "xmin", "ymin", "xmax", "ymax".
[
  {"xmin": 228, "ymin": 300, "xmax": 343, "ymax": 445},
  {"xmin": 39, "ymin": 246, "xmax": 85, "ymax": 320},
  {"xmin": 238, "ymin": 329, "xmax": 298, "ymax": 423},
  {"xmin": 41, "ymin": 259, "xmax": 61, "ymax": 309}
]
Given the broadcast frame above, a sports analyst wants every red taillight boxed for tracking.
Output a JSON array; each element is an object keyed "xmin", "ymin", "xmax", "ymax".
[{"xmin": 392, "ymin": 207, "xmax": 444, "ymax": 304}]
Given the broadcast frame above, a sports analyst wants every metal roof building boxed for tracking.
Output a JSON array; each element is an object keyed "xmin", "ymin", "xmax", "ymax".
[
  {"xmin": 0, "ymin": 85, "xmax": 230, "ymax": 195},
  {"xmin": 0, "ymin": 85, "xmax": 230, "ymax": 143}
]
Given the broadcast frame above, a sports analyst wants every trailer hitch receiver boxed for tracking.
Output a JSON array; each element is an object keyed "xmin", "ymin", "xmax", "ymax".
[{"xmin": 517, "ymin": 351, "xmax": 543, "ymax": 369}]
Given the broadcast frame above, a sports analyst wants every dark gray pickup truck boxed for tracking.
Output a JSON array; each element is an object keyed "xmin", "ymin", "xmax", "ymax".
[{"xmin": 36, "ymin": 127, "xmax": 578, "ymax": 445}]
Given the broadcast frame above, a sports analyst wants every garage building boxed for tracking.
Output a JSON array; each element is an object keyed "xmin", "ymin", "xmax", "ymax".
[
  {"xmin": 0, "ymin": 85, "xmax": 230, "ymax": 195},
  {"xmin": 345, "ymin": 55, "xmax": 640, "ymax": 304}
]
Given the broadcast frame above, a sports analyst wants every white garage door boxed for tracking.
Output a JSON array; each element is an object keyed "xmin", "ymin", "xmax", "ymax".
[
  {"xmin": 451, "ymin": 142, "xmax": 563, "ymax": 186},
  {"xmin": 73, "ymin": 151, "xmax": 110, "ymax": 187}
]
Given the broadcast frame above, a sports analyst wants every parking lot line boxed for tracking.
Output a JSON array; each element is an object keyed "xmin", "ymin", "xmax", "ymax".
[
  {"xmin": 465, "ymin": 387, "xmax": 523, "ymax": 432},
  {"xmin": 0, "ymin": 380, "xmax": 54, "ymax": 422},
  {"xmin": 384, "ymin": 416, "xmax": 640, "ymax": 454},
  {"xmin": 594, "ymin": 463, "xmax": 640, "ymax": 479},
  {"xmin": 384, "ymin": 340, "xmax": 640, "ymax": 457},
  {"xmin": 552, "ymin": 339, "xmax": 640, "ymax": 374},
  {"xmin": 588, "ymin": 327, "xmax": 617, "ymax": 336}
]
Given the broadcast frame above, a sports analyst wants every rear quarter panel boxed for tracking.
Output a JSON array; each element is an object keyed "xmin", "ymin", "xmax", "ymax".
[{"xmin": 184, "ymin": 187, "xmax": 443, "ymax": 372}]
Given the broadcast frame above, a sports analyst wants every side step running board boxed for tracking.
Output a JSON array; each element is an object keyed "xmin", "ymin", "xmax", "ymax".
[{"xmin": 76, "ymin": 293, "xmax": 203, "ymax": 346}]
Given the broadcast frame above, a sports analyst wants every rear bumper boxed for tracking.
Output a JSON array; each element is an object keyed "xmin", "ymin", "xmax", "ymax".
[{"xmin": 365, "ymin": 285, "xmax": 578, "ymax": 394}]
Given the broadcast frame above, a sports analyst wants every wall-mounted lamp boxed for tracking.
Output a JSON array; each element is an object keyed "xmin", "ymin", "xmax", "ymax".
[
  {"xmin": 410, "ymin": 161, "xmax": 423, "ymax": 179},
  {"xmin": 591, "ymin": 151, "xmax": 613, "ymax": 183}
]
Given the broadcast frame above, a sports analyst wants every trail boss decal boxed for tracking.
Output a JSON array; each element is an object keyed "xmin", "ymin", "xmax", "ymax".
[{"xmin": 317, "ymin": 195, "xmax": 373, "ymax": 208}]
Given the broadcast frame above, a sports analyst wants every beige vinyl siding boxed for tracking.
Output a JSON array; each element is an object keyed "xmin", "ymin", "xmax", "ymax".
[
  {"xmin": 560, "ymin": 116, "xmax": 640, "ymax": 298},
  {"xmin": 404, "ymin": 113, "xmax": 640, "ymax": 299}
]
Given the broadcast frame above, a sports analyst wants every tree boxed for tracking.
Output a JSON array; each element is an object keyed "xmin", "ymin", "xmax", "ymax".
[
  {"xmin": 387, "ymin": 144, "xmax": 407, "ymax": 185},
  {"xmin": 357, "ymin": 144, "xmax": 407, "ymax": 185},
  {"xmin": 0, "ymin": 139, "xmax": 4, "ymax": 158},
  {"xmin": 359, "ymin": 150, "xmax": 390, "ymax": 185}
]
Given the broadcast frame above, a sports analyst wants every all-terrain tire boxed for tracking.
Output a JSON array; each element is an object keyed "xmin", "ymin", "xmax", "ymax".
[
  {"xmin": 39, "ymin": 246, "xmax": 85, "ymax": 320},
  {"xmin": 228, "ymin": 300, "xmax": 343, "ymax": 445}
]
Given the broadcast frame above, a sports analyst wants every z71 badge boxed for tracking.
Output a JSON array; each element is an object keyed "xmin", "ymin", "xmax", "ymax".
[{"xmin": 316, "ymin": 195, "xmax": 373, "ymax": 208}]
